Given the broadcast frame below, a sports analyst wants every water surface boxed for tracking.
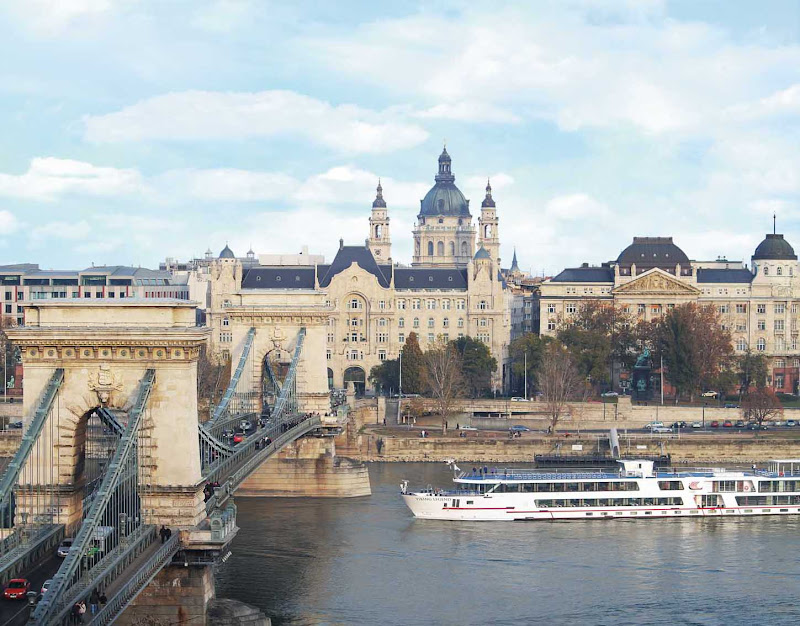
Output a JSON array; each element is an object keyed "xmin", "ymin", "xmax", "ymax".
[{"xmin": 216, "ymin": 463, "xmax": 800, "ymax": 625}]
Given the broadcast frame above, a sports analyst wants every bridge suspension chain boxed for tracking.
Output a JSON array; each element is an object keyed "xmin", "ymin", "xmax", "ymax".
[{"xmin": 31, "ymin": 369, "xmax": 156, "ymax": 625}]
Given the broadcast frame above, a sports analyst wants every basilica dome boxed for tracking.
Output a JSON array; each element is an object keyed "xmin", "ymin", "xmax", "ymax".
[{"xmin": 419, "ymin": 148, "xmax": 471, "ymax": 218}]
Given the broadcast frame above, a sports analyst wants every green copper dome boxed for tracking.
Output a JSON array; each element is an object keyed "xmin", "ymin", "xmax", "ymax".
[{"xmin": 419, "ymin": 148, "xmax": 471, "ymax": 218}]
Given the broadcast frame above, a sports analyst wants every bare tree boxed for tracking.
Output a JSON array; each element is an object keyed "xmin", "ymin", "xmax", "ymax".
[
  {"xmin": 196, "ymin": 345, "xmax": 230, "ymax": 423},
  {"xmin": 423, "ymin": 338, "xmax": 464, "ymax": 434},
  {"xmin": 741, "ymin": 387, "xmax": 783, "ymax": 430},
  {"xmin": 539, "ymin": 342, "xmax": 581, "ymax": 434}
]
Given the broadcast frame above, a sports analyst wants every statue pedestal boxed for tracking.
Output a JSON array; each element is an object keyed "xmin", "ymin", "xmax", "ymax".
[{"xmin": 632, "ymin": 366, "xmax": 652, "ymax": 402}]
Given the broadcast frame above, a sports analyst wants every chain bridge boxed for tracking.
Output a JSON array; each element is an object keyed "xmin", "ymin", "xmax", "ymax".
[{"xmin": 0, "ymin": 300, "xmax": 342, "ymax": 625}]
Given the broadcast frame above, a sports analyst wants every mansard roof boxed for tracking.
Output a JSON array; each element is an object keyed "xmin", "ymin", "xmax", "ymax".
[
  {"xmin": 696, "ymin": 268, "xmax": 754, "ymax": 284},
  {"xmin": 394, "ymin": 268, "xmax": 468, "ymax": 290},
  {"xmin": 551, "ymin": 266, "xmax": 614, "ymax": 283},
  {"xmin": 241, "ymin": 267, "xmax": 316, "ymax": 289}
]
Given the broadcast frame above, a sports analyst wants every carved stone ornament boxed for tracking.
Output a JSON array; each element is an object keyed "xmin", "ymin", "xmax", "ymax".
[
  {"xmin": 614, "ymin": 270, "xmax": 699, "ymax": 295},
  {"xmin": 271, "ymin": 326, "xmax": 287, "ymax": 350},
  {"xmin": 88, "ymin": 363, "xmax": 124, "ymax": 406}
]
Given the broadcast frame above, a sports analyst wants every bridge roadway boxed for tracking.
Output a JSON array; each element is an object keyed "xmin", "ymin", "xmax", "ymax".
[{"xmin": 0, "ymin": 554, "xmax": 60, "ymax": 626}]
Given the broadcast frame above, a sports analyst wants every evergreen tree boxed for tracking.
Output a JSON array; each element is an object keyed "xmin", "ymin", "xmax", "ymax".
[
  {"xmin": 451, "ymin": 336, "xmax": 497, "ymax": 397},
  {"xmin": 399, "ymin": 332, "xmax": 425, "ymax": 394}
]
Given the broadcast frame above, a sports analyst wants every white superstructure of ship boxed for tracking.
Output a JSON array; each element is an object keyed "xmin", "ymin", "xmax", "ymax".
[{"xmin": 401, "ymin": 459, "xmax": 800, "ymax": 521}]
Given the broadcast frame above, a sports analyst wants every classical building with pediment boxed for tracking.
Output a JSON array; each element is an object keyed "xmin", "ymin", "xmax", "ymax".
[{"xmin": 540, "ymin": 234, "xmax": 800, "ymax": 393}]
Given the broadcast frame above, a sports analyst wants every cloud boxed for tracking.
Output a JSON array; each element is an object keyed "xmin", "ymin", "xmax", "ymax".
[
  {"xmin": 83, "ymin": 90, "xmax": 430, "ymax": 153},
  {"xmin": 414, "ymin": 103, "xmax": 521, "ymax": 124},
  {"xmin": 30, "ymin": 220, "xmax": 92, "ymax": 244},
  {"xmin": 0, "ymin": 158, "xmax": 142, "ymax": 201},
  {"xmin": 0, "ymin": 211, "xmax": 20, "ymax": 235},
  {"xmin": 3, "ymin": 0, "xmax": 115, "ymax": 34},
  {"xmin": 725, "ymin": 84, "xmax": 800, "ymax": 121},
  {"xmin": 305, "ymin": 7, "xmax": 800, "ymax": 136},
  {"xmin": 545, "ymin": 193, "xmax": 610, "ymax": 219},
  {"xmin": 157, "ymin": 169, "xmax": 299, "ymax": 203}
]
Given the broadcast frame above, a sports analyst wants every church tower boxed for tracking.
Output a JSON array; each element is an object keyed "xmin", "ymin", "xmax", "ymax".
[
  {"xmin": 368, "ymin": 180, "xmax": 391, "ymax": 261},
  {"xmin": 478, "ymin": 179, "xmax": 500, "ymax": 267}
]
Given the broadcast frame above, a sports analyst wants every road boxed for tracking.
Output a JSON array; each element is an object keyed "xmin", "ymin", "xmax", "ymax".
[{"xmin": 0, "ymin": 555, "xmax": 61, "ymax": 626}]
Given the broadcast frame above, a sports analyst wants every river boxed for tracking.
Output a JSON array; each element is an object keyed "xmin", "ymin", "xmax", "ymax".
[{"xmin": 216, "ymin": 463, "xmax": 800, "ymax": 625}]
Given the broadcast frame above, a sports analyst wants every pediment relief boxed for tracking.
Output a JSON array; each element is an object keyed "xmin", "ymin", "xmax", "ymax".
[{"xmin": 613, "ymin": 269, "xmax": 700, "ymax": 296}]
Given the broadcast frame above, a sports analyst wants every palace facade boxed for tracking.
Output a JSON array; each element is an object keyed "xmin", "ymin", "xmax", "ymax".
[
  {"xmin": 539, "ymin": 234, "xmax": 800, "ymax": 392},
  {"xmin": 207, "ymin": 149, "xmax": 512, "ymax": 393}
]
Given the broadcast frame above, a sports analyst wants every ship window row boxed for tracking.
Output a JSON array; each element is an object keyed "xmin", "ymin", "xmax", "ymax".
[
  {"xmin": 536, "ymin": 497, "xmax": 684, "ymax": 508},
  {"xmin": 758, "ymin": 480, "xmax": 800, "ymax": 493},
  {"xmin": 736, "ymin": 495, "xmax": 800, "ymax": 506},
  {"xmin": 492, "ymin": 481, "xmax": 639, "ymax": 493},
  {"xmin": 657, "ymin": 480, "xmax": 684, "ymax": 490}
]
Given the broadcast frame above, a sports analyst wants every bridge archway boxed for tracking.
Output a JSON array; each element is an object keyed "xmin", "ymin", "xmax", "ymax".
[{"xmin": 343, "ymin": 366, "xmax": 366, "ymax": 396}]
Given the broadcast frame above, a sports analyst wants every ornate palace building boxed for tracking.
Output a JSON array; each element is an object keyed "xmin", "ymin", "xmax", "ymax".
[
  {"xmin": 539, "ymin": 233, "xmax": 800, "ymax": 392},
  {"xmin": 207, "ymin": 149, "xmax": 512, "ymax": 394}
]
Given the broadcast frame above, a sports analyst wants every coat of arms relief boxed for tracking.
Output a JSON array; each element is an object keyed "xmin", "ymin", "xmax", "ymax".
[{"xmin": 88, "ymin": 364, "xmax": 124, "ymax": 405}]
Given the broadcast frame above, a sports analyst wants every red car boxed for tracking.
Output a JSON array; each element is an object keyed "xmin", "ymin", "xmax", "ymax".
[
  {"xmin": 722, "ymin": 420, "xmax": 733, "ymax": 428},
  {"xmin": 710, "ymin": 421, "xmax": 720, "ymax": 428},
  {"xmin": 4, "ymin": 578, "xmax": 30, "ymax": 600},
  {"xmin": 233, "ymin": 433, "xmax": 245, "ymax": 444}
]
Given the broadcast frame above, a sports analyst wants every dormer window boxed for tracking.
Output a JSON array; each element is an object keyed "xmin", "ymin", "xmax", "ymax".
[
  {"xmin": 438, "ymin": 218, "xmax": 443, "ymax": 224},
  {"xmin": 764, "ymin": 267, "xmax": 769, "ymax": 276},
  {"xmin": 777, "ymin": 266, "xmax": 783, "ymax": 276}
]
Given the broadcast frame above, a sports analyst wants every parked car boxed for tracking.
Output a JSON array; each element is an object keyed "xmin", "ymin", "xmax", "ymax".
[
  {"xmin": 710, "ymin": 420, "xmax": 720, "ymax": 428},
  {"xmin": 787, "ymin": 420, "xmax": 797, "ymax": 427},
  {"xmin": 724, "ymin": 403, "xmax": 739, "ymax": 409},
  {"xmin": 672, "ymin": 421, "xmax": 687, "ymax": 429},
  {"xmin": 8, "ymin": 421, "xmax": 22, "ymax": 429},
  {"xmin": 510, "ymin": 397, "xmax": 528, "ymax": 402},
  {"xmin": 221, "ymin": 429, "xmax": 233, "ymax": 440},
  {"xmin": 652, "ymin": 426, "xmax": 673, "ymax": 434},
  {"xmin": 3, "ymin": 579, "xmax": 30, "ymax": 600},
  {"xmin": 601, "ymin": 391, "xmax": 619, "ymax": 397},
  {"xmin": 735, "ymin": 420, "xmax": 746, "ymax": 428},
  {"xmin": 701, "ymin": 391, "xmax": 719, "ymax": 398},
  {"xmin": 644, "ymin": 421, "xmax": 665, "ymax": 430},
  {"xmin": 233, "ymin": 433, "xmax": 245, "ymax": 444},
  {"xmin": 509, "ymin": 425, "xmax": 530, "ymax": 432},
  {"xmin": 56, "ymin": 538, "xmax": 73, "ymax": 558},
  {"xmin": 40, "ymin": 579, "xmax": 52, "ymax": 596},
  {"xmin": 722, "ymin": 421, "xmax": 733, "ymax": 428},
  {"xmin": 691, "ymin": 422, "xmax": 703, "ymax": 429},
  {"xmin": 460, "ymin": 426, "xmax": 478, "ymax": 431}
]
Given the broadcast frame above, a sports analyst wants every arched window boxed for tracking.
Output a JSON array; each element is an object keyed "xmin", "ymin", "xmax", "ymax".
[
  {"xmin": 443, "ymin": 317, "xmax": 449, "ymax": 328},
  {"xmin": 479, "ymin": 300, "xmax": 488, "ymax": 310},
  {"xmin": 413, "ymin": 317, "xmax": 420, "ymax": 328},
  {"xmin": 449, "ymin": 241, "xmax": 455, "ymax": 256},
  {"xmin": 437, "ymin": 241, "xmax": 444, "ymax": 256},
  {"xmin": 427, "ymin": 241, "xmax": 434, "ymax": 256},
  {"xmin": 398, "ymin": 317, "xmax": 405, "ymax": 328},
  {"xmin": 736, "ymin": 338, "xmax": 747, "ymax": 351},
  {"xmin": 757, "ymin": 338, "xmax": 766, "ymax": 351},
  {"xmin": 484, "ymin": 224, "xmax": 492, "ymax": 238},
  {"xmin": 461, "ymin": 241, "xmax": 469, "ymax": 256},
  {"xmin": 375, "ymin": 225, "xmax": 382, "ymax": 238},
  {"xmin": 428, "ymin": 318, "xmax": 435, "ymax": 328},
  {"xmin": 378, "ymin": 318, "xmax": 386, "ymax": 327},
  {"xmin": 222, "ymin": 317, "xmax": 229, "ymax": 327}
]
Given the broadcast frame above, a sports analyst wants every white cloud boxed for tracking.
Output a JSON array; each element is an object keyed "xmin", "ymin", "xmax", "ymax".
[
  {"xmin": 305, "ymin": 7, "xmax": 800, "ymax": 136},
  {"xmin": 464, "ymin": 173, "xmax": 515, "ymax": 192},
  {"xmin": 725, "ymin": 84, "xmax": 800, "ymax": 121},
  {"xmin": 157, "ymin": 169, "xmax": 299, "ymax": 203},
  {"xmin": 414, "ymin": 103, "xmax": 521, "ymax": 124},
  {"xmin": 3, "ymin": 0, "xmax": 115, "ymax": 34},
  {"xmin": 545, "ymin": 193, "xmax": 610, "ymax": 219},
  {"xmin": 190, "ymin": 0, "xmax": 252, "ymax": 33},
  {"xmin": 0, "ymin": 211, "xmax": 20, "ymax": 235},
  {"xmin": 83, "ymin": 90, "xmax": 430, "ymax": 153},
  {"xmin": 0, "ymin": 157, "xmax": 142, "ymax": 201},
  {"xmin": 30, "ymin": 220, "xmax": 92, "ymax": 243}
]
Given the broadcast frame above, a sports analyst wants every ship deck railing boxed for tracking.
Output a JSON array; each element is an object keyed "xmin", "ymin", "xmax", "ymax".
[{"xmin": 453, "ymin": 468, "xmax": 777, "ymax": 482}]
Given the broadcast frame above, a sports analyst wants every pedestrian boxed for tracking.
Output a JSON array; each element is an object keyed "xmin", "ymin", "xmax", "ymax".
[
  {"xmin": 78, "ymin": 600, "xmax": 86, "ymax": 622},
  {"xmin": 159, "ymin": 525, "xmax": 168, "ymax": 543},
  {"xmin": 99, "ymin": 591, "xmax": 107, "ymax": 608},
  {"xmin": 383, "ymin": 417, "xmax": 386, "ymax": 426},
  {"xmin": 72, "ymin": 603, "xmax": 81, "ymax": 624},
  {"xmin": 456, "ymin": 423, "xmax": 460, "ymax": 430},
  {"xmin": 166, "ymin": 527, "xmax": 172, "ymax": 540},
  {"xmin": 90, "ymin": 589, "xmax": 100, "ymax": 615}
]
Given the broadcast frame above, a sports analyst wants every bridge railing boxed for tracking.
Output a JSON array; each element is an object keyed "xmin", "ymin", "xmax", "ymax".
[
  {"xmin": 32, "ymin": 369, "xmax": 156, "ymax": 625},
  {"xmin": 206, "ymin": 327, "xmax": 256, "ymax": 429}
]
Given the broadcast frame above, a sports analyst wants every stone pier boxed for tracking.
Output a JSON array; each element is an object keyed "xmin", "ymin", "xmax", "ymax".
[{"xmin": 238, "ymin": 437, "xmax": 371, "ymax": 497}]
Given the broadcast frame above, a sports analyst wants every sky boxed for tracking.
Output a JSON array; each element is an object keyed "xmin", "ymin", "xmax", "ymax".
[{"xmin": 0, "ymin": 0, "xmax": 798, "ymax": 275}]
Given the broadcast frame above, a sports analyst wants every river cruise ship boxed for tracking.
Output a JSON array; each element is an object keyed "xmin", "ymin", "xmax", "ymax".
[{"xmin": 400, "ymin": 459, "xmax": 800, "ymax": 521}]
